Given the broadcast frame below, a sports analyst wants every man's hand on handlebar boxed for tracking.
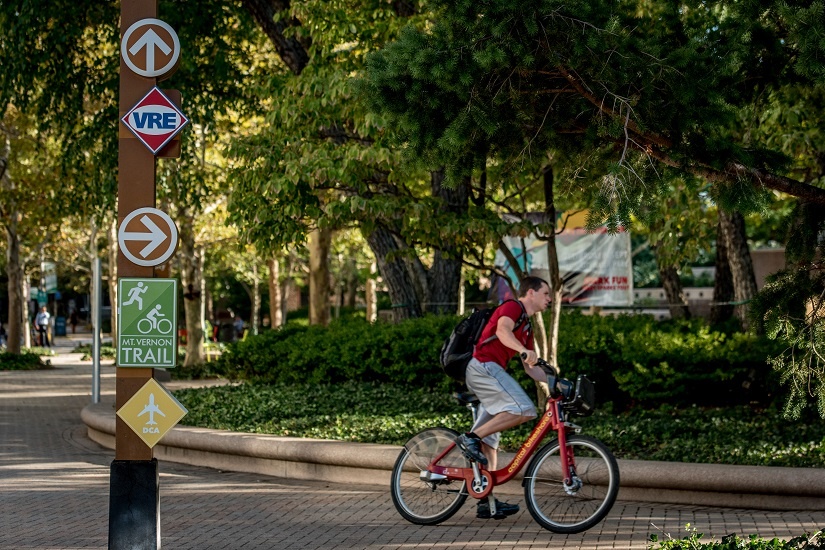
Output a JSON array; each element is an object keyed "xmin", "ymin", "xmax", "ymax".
[
  {"xmin": 521, "ymin": 353, "xmax": 559, "ymax": 377},
  {"xmin": 520, "ymin": 350, "xmax": 538, "ymax": 366}
]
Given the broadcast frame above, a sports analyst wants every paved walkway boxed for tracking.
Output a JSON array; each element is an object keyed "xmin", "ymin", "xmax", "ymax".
[{"xmin": 2, "ymin": 335, "xmax": 825, "ymax": 550}]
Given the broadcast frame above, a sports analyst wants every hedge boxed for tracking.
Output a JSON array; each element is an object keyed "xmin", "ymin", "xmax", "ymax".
[{"xmin": 209, "ymin": 311, "xmax": 785, "ymax": 409}]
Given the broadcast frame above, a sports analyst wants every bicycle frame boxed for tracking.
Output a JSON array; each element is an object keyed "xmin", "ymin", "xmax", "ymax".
[{"xmin": 427, "ymin": 396, "xmax": 576, "ymax": 499}]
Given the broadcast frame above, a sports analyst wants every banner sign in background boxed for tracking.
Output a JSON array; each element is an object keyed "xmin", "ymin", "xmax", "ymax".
[
  {"xmin": 494, "ymin": 212, "xmax": 633, "ymax": 306},
  {"xmin": 117, "ymin": 278, "xmax": 177, "ymax": 367}
]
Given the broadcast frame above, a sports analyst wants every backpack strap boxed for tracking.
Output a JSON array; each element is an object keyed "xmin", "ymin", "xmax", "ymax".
[{"xmin": 478, "ymin": 299, "xmax": 530, "ymax": 347}]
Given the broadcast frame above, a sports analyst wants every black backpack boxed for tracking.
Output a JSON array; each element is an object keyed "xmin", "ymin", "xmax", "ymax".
[{"xmin": 439, "ymin": 300, "xmax": 527, "ymax": 383}]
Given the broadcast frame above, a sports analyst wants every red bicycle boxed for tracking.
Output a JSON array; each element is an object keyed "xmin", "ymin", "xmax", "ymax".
[{"xmin": 390, "ymin": 359, "xmax": 619, "ymax": 533}]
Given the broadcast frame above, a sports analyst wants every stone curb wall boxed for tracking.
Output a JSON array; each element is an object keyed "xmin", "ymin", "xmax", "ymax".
[{"xmin": 82, "ymin": 402, "xmax": 825, "ymax": 510}]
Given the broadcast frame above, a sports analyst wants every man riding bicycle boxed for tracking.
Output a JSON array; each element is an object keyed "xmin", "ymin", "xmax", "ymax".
[{"xmin": 457, "ymin": 276, "xmax": 553, "ymax": 519}]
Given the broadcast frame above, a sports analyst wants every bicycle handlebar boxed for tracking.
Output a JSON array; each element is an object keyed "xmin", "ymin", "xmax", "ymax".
[
  {"xmin": 520, "ymin": 352, "xmax": 559, "ymax": 376},
  {"xmin": 521, "ymin": 353, "xmax": 570, "ymax": 400}
]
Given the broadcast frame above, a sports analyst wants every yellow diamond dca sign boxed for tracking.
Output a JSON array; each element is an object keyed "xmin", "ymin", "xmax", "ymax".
[{"xmin": 117, "ymin": 378, "xmax": 187, "ymax": 448}]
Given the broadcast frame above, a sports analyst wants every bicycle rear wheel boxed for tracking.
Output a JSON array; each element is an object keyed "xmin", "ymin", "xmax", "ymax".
[
  {"xmin": 390, "ymin": 427, "xmax": 469, "ymax": 525},
  {"xmin": 523, "ymin": 434, "xmax": 619, "ymax": 533}
]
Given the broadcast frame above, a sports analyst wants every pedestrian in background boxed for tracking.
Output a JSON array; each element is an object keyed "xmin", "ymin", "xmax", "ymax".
[
  {"xmin": 35, "ymin": 306, "xmax": 51, "ymax": 348},
  {"xmin": 69, "ymin": 310, "xmax": 78, "ymax": 334}
]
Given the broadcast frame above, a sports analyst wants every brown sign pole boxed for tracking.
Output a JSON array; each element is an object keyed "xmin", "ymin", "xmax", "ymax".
[{"xmin": 109, "ymin": 1, "xmax": 161, "ymax": 548}]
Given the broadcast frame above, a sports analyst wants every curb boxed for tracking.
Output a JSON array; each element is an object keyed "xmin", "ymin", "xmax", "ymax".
[{"xmin": 82, "ymin": 401, "xmax": 825, "ymax": 511}]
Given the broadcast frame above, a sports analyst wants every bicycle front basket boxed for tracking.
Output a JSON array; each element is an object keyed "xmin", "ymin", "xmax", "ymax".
[{"xmin": 564, "ymin": 375, "xmax": 596, "ymax": 417}]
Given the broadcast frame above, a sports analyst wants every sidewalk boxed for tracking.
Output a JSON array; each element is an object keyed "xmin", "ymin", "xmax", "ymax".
[{"xmin": 2, "ymin": 338, "xmax": 825, "ymax": 550}]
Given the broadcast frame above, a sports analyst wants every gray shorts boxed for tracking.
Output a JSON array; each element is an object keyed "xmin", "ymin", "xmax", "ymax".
[{"xmin": 465, "ymin": 358, "xmax": 537, "ymax": 450}]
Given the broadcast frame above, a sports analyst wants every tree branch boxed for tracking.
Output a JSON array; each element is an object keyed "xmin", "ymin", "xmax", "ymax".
[
  {"xmin": 557, "ymin": 64, "xmax": 674, "ymax": 149},
  {"xmin": 241, "ymin": 0, "xmax": 310, "ymax": 75}
]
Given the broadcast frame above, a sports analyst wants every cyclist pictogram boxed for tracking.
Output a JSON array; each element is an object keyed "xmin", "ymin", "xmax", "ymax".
[{"xmin": 137, "ymin": 304, "xmax": 173, "ymax": 335}]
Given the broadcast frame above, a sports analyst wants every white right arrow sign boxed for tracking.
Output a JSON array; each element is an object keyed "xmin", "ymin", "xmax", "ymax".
[
  {"xmin": 121, "ymin": 215, "xmax": 168, "ymax": 258},
  {"xmin": 118, "ymin": 207, "xmax": 179, "ymax": 267}
]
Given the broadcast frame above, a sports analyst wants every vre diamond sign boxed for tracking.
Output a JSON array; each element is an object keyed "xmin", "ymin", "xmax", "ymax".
[{"xmin": 121, "ymin": 86, "xmax": 189, "ymax": 155}]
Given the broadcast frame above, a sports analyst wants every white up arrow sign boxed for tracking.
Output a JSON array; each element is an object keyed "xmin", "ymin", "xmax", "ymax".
[
  {"xmin": 129, "ymin": 29, "xmax": 172, "ymax": 75},
  {"xmin": 121, "ymin": 19, "xmax": 181, "ymax": 78},
  {"xmin": 118, "ymin": 208, "xmax": 179, "ymax": 267}
]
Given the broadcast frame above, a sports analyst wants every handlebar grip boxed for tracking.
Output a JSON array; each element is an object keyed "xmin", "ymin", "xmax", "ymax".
[{"xmin": 520, "ymin": 352, "xmax": 528, "ymax": 360}]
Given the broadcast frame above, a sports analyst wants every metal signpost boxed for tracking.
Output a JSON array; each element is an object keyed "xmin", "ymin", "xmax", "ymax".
[{"xmin": 111, "ymin": 2, "xmax": 186, "ymax": 548}]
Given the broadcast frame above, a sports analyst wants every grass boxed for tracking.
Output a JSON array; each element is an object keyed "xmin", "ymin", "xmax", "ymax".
[
  {"xmin": 0, "ymin": 349, "xmax": 52, "ymax": 370},
  {"xmin": 172, "ymin": 380, "xmax": 825, "ymax": 468}
]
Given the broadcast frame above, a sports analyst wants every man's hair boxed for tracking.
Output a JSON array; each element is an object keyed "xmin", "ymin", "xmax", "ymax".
[{"xmin": 518, "ymin": 276, "xmax": 549, "ymax": 297}]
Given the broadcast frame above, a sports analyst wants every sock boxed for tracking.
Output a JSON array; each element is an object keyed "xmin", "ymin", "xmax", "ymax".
[{"xmin": 466, "ymin": 432, "xmax": 481, "ymax": 440}]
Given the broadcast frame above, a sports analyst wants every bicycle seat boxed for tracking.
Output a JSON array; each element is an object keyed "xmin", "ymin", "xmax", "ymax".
[{"xmin": 453, "ymin": 391, "xmax": 480, "ymax": 407}]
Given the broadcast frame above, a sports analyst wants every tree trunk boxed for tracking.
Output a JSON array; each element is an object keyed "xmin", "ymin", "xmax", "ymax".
[
  {"xmin": 542, "ymin": 166, "xmax": 563, "ymax": 369},
  {"xmin": 179, "ymin": 210, "xmax": 205, "ymax": 366},
  {"xmin": 365, "ymin": 224, "xmax": 422, "ymax": 320},
  {"xmin": 710, "ymin": 214, "xmax": 735, "ymax": 325},
  {"xmin": 308, "ymin": 227, "xmax": 331, "ymax": 326},
  {"xmin": 268, "ymin": 257, "xmax": 284, "ymax": 328},
  {"xmin": 426, "ymin": 171, "xmax": 468, "ymax": 314},
  {"xmin": 240, "ymin": 0, "xmax": 310, "ymax": 75},
  {"xmin": 107, "ymin": 216, "xmax": 118, "ymax": 340},
  {"xmin": 281, "ymin": 252, "xmax": 296, "ymax": 324},
  {"xmin": 5, "ymin": 213, "xmax": 23, "ymax": 354},
  {"xmin": 657, "ymin": 260, "xmax": 691, "ymax": 320},
  {"xmin": 366, "ymin": 259, "xmax": 378, "ymax": 322},
  {"xmin": 251, "ymin": 261, "xmax": 261, "ymax": 335},
  {"xmin": 719, "ymin": 210, "xmax": 758, "ymax": 328},
  {"xmin": 2, "ymin": 133, "xmax": 23, "ymax": 353},
  {"xmin": 345, "ymin": 257, "xmax": 358, "ymax": 309}
]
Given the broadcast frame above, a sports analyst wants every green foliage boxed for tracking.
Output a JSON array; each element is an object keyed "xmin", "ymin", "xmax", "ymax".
[
  {"xmin": 71, "ymin": 343, "xmax": 116, "ymax": 361},
  {"xmin": 749, "ymin": 202, "xmax": 825, "ymax": 419},
  {"xmin": 552, "ymin": 311, "xmax": 783, "ymax": 408},
  {"xmin": 210, "ymin": 316, "xmax": 457, "ymax": 390},
  {"xmin": 591, "ymin": 404, "xmax": 825, "ymax": 467},
  {"xmin": 212, "ymin": 311, "xmax": 783, "ymax": 409},
  {"xmin": 0, "ymin": 351, "xmax": 49, "ymax": 370},
  {"xmin": 362, "ymin": 0, "xmax": 825, "ymax": 219},
  {"xmin": 174, "ymin": 380, "xmax": 464, "ymax": 441},
  {"xmin": 650, "ymin": 525, "xmax": 825, "ymax": 550},
  {"xmin": 169, "ymin": 345, "xmax": 227, "ymax": 380},
  {"xmin": 174, "ymin": 380, "xmax": 825, "ymax": 467}
]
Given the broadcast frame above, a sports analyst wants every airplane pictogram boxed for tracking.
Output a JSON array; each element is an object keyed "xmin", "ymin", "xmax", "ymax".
[{"xmin": 137, "ymin": 393, "xmax": 166, "ymax": 425}]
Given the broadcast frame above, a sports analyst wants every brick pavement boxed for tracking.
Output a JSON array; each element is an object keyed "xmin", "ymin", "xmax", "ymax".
[{"xmin": 2, "ymin": 336, "xmax": 824, "ymax": 550}]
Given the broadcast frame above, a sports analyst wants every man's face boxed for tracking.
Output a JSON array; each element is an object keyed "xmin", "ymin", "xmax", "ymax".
[{"xmin": 528, "ymin": 284, "xmax": 552, "ymax": 312}]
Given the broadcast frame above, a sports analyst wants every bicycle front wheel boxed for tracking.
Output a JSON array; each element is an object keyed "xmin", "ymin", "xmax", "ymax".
[
  {"xmin": 390, "ymin": 427, "xmax": 469, "ymax": 525},
  {"xmin": 523, "ymin": 434, "xmax": 619, "ymax": 534}
]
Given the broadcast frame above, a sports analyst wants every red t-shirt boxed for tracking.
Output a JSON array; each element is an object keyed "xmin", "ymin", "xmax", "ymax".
[{"xmin": 473, "ymin": 300, "xmax": 532, "ymax": 369}]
